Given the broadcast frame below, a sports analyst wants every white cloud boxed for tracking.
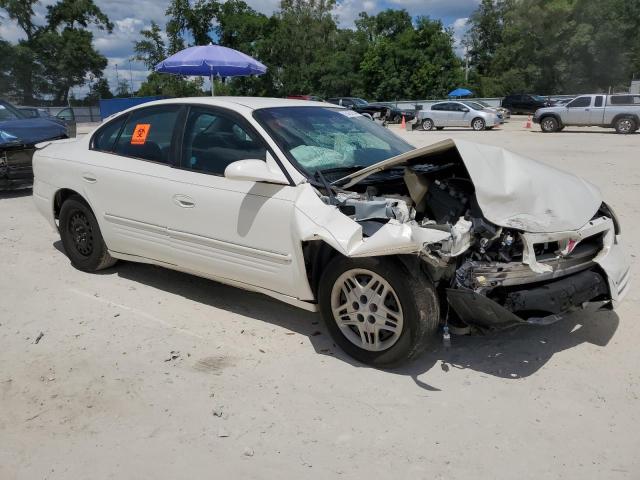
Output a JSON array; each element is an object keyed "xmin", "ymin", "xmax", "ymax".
[
  {"xmin": 386, "ymin": 0, "xmax": 479, "ymax": 19},
  {"xmin": 451, "ymin": 16, "xmax": 469, "ymax": 55},
  {"xmin": 334, "ymin": 0, "xmax": 379, "ymax": 26}
]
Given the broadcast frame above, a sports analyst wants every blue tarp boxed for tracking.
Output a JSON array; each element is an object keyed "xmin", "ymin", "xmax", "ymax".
[{"xmin": 99, "ymin": 96, "xmax": 166, "ymax": 120}]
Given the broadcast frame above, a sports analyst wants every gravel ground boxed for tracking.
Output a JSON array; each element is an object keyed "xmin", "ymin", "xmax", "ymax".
[{"xmin": 1, "ymin": 118, "xmax": 638, "ymax": 479}]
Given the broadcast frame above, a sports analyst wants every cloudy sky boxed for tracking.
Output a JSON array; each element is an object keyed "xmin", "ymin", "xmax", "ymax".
[{"xmin": 0, "ymin": 0, "xmax": 478, "ymax": 97}]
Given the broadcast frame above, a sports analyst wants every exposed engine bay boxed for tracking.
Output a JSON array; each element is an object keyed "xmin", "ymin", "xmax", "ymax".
[{"xmin": 314, "ymin": 140, "xmax": 621, "ymax": 331}]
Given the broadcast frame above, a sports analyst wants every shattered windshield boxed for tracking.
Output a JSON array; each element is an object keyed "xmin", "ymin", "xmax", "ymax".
[{"xmin": 254, "ymin": 106, "xmax": 413, "ymax": 176}]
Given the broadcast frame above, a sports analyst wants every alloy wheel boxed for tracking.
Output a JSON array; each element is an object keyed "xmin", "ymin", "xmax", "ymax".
[
  {"xmin": 330, "ymin": 269, "xmax": 404, "ymax": 352},
  {"xmin": 617, "ymin": 119, "xmax": 633, "ymax": 134}
]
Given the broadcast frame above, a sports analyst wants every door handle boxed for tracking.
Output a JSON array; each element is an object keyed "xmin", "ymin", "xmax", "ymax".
[
  {"xmin": 173, "ymin": 194, "xmax": 195, "ymax": 208},
  {"xmin": 82, "ymin": 173, "xmax": 97, "ymax": 183},
  {"xmin": 585, "ymin": 108, "xmax": 590, "ymax": 111}
]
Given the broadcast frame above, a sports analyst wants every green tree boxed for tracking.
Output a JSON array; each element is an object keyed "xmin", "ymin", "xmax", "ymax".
[
  {"xmin": 0, "ymin": 0, "xmax": 112, "ymax": 105},
  {"xmin": 359, "ymin": 11, "xmax": 462, "ymax": 100}
]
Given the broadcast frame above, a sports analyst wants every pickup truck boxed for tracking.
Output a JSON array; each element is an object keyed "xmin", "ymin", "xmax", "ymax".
[{"xmin": 534, "ymin": 94, "xmax": 640, "ymax": 134}]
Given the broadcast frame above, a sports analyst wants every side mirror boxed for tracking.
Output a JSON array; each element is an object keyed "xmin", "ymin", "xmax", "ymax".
[
  {"xmin": 461, "ymin": 107, "xmax": 470, "ymax": 112},
  {"xmin": 224, "ymin": 159, "xmax": 289, "ymax": 185}
]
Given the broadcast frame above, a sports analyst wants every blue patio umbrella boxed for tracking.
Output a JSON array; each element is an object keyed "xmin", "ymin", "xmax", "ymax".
[
  {"xmin": 448, "ymin": 88, "xmax": 472, "ymax": 98},
  {"xmin": 155, "ymin": 45, "xmax": 267, "ymax": 95}
]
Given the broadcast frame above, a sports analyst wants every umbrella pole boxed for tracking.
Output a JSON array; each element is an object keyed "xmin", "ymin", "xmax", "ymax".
[{"xmin": 210, "ymin": 73, "xmax": 214, "ymax": 96}]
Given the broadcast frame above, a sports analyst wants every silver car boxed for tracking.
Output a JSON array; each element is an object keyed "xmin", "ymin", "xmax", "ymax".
[{"xmin": 418, "ymin": 101, "xmax": 502, "ymax": 131}]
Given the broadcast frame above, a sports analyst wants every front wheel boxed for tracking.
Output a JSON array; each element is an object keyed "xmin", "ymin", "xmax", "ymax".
[
  {"xmin": 471, "ymin": 118, "xmax": 486, "ymax": 131},
  {"xmin": 318, "ymin": 257, "xmax": 440, "ymax": 367},
  {"xmin": 540, "ymin": 116, "xmax": 560, "ymax": 132},
  {"xmin": 59, "ymin": 195, "xmax": 116, "ymax": 272},
  {"xmin": 614, "ymin": 117, "xmax": 636, "ymax": 134}
]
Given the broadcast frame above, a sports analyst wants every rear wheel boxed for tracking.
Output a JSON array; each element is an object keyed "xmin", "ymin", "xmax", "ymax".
[
  {"xmin": 614, "ymin": 117, "xmax": 636, "ymax": 134},
  {"xmin": 540, "ymin": 116, "xmax": 560, "ymax": 132},
  {"xmin": 318, "ymin": 256, "xmax": 440, "ymax": 367},
  {"xmin": 59, "ymin": 195, "xmax": 116, "ymax": 272},
  {"xmin": 421, "ymin": 118, "xmax": 434, "ymax": 131},
  {"xmin": 472, "ymin": 118, "xmax": 486, "ymax": 131}
]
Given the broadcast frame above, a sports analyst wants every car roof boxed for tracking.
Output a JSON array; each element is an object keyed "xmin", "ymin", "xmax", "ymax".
[{"xmin": 122, "ymin": 96, "xmax": 331, "ymax": 112}]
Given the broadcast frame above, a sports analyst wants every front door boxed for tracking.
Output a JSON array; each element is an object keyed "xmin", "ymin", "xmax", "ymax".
[
  {"xmin": 564, "ymin": 96, "xmax": 593, "ymax": 125},
  {"xmin": 165, "ymin": 106, "xmax": 306, "ymax": 299}
]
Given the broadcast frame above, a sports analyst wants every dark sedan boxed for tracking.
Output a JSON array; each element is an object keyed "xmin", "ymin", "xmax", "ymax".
[{"xmin": 1, "ymin": 100, "xmax": 68, "ymax": 189}]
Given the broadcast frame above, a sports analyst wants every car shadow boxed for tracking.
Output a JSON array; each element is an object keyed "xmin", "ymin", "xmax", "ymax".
[
  {"xmin": 394, "ymin": 309, "xmax": 619, "ymax": 390},
  {"xmin": 52, "ymin": 241, "xmax": 620, "ymax": 391},
  {"xmin": 0, "ymin": 187, "xmax": 32, "ymax": 199}
]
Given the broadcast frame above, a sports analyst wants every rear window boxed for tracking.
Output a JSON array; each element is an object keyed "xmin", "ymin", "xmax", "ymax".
[
  {"xmin": 609, "ymin": 95, "xmax": 640, "ymax": 105},
  {"xmin": 92, "ymin": 115, "xmax": 127, "ymax": 152},
  {"xmin": 113, "ymin": 105, "xmax": 182, "ymax": 164}
]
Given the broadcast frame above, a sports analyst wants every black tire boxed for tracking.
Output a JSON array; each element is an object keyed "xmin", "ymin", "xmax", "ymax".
[
  {"xmin": 614, "ymin": 117, "xmax": 636, "ymax": 134},
  {"xmin": 318, "ymin": 256, "xmax": 440, "ymax": 367},
  {"xmin": 436, "ymin": 126, "xmax": 444, "ymax": 130},
  {"xmin": 471, "ymin": 117, "xmax": 486, "ymax": 131},
  {"xmin": 59, "ymin": 195, "xmax": 116, "ymax": 272},
  {"xmin": 421, "ymin": 118, "xmax": 434, "ymax": 131},
  {"xmin": 540, "ymin": 116, "xmax": 560, "ymax": 133}
]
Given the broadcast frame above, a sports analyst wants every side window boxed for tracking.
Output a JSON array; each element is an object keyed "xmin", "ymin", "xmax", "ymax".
[
  {"xmin": 594, "ymin": 96, "xmax": 604, "ymax": 107},
  {"xmin": 609, "ymin": 95, "xmax": 640, "ymax": 105},
  {"xmin": 431, "ymin": 104, "xmax": 443, "ymax": 111},
  {"xmin": 181, "ymin": 108, "xmax": 267, "ymax": 175},
  {"xmin": 57, "ymin": 108, "xmax": 75, "ymax": 122},
  {"xmin": 567, "ymin": 96, "xmax": 591, "ymax": 108},
  {"xmin": 114, "ymin": 106, "xmax": 181, "ymax": 164},
  {"xmin": 91, "ymin": 115, "xmax": 127, "ymax": 152}
]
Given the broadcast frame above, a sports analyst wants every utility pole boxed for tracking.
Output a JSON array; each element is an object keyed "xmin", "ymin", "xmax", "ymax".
[
  {"xmin": 128, "ymin": 60, "xmax": 134, "ymax": 96},
  {"xmin": 115, "ymin": 64, "xmax": 120, "ymax": 93},
  {"xmin": 464, "ymin": 46, "xmax": 470, "ymax": 83}
]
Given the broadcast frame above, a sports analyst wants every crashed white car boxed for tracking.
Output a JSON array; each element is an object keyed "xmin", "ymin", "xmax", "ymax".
[{"xmin": 33, "ymin": 98, "xmax": 630, "ymax": 367}]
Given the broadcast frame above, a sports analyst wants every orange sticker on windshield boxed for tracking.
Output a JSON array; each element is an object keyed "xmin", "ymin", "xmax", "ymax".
[{"xmin": 131, "ymin": 124, "xmax": 151, "ymax": 145}]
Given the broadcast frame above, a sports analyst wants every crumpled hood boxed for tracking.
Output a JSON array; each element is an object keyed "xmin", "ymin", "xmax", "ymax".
[
  {"xmin": 0, "ymin": 118, "xmax": 67, "ymax": 146},
  {"xmin": 338, "ymin": 138, "xmax": 602, "ymax": 233}
]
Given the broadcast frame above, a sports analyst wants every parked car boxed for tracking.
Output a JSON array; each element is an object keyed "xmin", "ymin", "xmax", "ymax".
[
  {"xmin": 466, "ymin": 100, "xmax": 511, "ymax": 119},
  {"xmin": 18, "ymin": 106, "xmax": 77, "ymax": 138},
  {"xmin": 0, "ymin": 99, "xmax": 69, "ymax": 189},
  {"xmin": 368, "ymin": 102, "xmax": 416, "ymax": 123},
  {"xmin": 418, "ymin": 101, "xmax": 502, "ymax": 131},
  {"xmin": 326, "ymin": 97, "xmax": 386, "ymax": 119},
  {"xmin": 501, "ymin": 94, "xmax": 553, "ymax": 114},
  {"xmin": 33, "ymin": 97, "xmax": 629, "ymax": 367},
  {"xmin": 286, "ymin": 95, "xmax": 324, "ymax": 102},
  {"xmin": 534, "ymin": 94, "xmax": 640, "ymax": 134}
]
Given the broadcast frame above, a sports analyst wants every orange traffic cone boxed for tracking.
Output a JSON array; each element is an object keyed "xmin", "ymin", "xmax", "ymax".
[
  {"xmin": 400, "ymin": 115, "xmax": 406, "ymax": 129},
  {"xmin": 524, "ymin": 114, "xmax": 532, "ymax": 129}
]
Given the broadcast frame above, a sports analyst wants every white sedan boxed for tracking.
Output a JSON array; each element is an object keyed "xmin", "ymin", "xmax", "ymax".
[{"xmin": 33, "ymin": 97, "xmax": 629, "ymax": 367}]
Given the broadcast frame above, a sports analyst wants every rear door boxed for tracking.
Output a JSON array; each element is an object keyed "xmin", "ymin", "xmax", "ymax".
[
  {"xmin": 564, "ymin": 96, "xmax": 593, "ymax": 125},
  {"xmin": 589, "ymin": 95, "xmax": 605, "ymax": 125},
  {"xmin": 83, "ymin": 104, "xmax": 184, "ymax": 263},
  {"xmin": 427, "ymin": 103, "xmax": 447, "ymax": 126}
]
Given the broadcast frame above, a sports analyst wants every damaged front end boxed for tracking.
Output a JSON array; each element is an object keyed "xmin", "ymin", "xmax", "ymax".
[
  {"xmin": 0, "ymin": 143, "xmax": 36, "ymax": 190},
  {"xmin": 318, "ymin": 139, "xmax": 630, "ymax": 331}
]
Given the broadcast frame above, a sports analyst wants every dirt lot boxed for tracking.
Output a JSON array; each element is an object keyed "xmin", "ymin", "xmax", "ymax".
[{"xmin": 1, "ymin": 118, "xmax": 638, "ymax": 479}]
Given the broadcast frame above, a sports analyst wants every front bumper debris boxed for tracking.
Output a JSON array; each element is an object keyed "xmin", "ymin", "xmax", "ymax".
[
  {"xmin": 447, "ymin": 269, "xmax": 609, "ymax": 329},
  {"xmin": 0, "ymin": 146, "xmax": 35, "ymax": 189},
  {"xmin": 446, "ymin": 216, "xmax": 630, "ymax": 329}
]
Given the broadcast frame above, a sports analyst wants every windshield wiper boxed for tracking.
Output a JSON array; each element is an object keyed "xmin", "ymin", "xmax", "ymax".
[{"xmin": 317, "ymin": 165, "xmax": 367, "ymax": 175}]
